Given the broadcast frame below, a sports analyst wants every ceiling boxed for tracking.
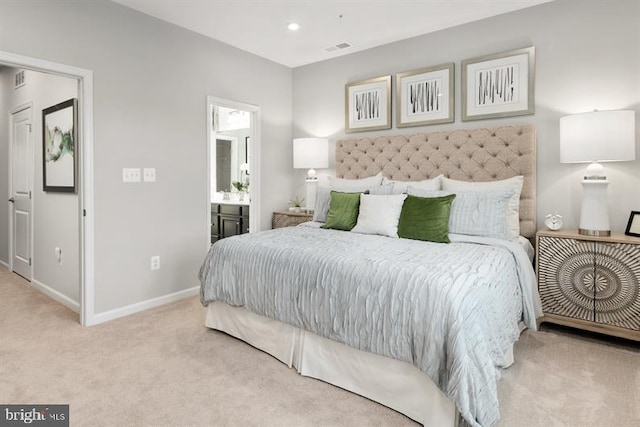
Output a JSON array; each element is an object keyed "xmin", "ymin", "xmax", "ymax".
[{"xmin": 113, "ymin": 0, "xmax": 552, "ymax": 68}]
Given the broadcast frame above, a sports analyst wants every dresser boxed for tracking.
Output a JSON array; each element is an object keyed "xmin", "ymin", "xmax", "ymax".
[
  {"xmin": 211, "ymin": 203, "xmax": 250, "ymax": 243},
  {"xmin": 272, "ymin": 211, "xmax": 313, "ymax": 229},
  {"xmin": 536, "ymin": 229, "xmax": 640, "ymax": 341}
]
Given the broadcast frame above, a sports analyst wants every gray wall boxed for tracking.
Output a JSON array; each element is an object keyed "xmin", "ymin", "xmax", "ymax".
[
  {"xmin": 293, "ymin": 0, "xmax": 640, "ymax": 233},
  {"xmin": 0, "ymin": 0, "xmax": 292, "ymax": 313},
  {"xmin": 0, "ymin": 68, "xmax": 79, "ymax": 302}
]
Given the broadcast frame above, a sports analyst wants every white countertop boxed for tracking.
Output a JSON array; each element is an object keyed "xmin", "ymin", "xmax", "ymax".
[{"xmin": 211, "ymin": 199, "xmax": 250, "ymax": 206}]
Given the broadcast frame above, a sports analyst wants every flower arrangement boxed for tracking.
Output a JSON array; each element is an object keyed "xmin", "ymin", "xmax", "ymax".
[{"xmin": 232, "ymin": 181, "xmax": 248, "ymax": 192}]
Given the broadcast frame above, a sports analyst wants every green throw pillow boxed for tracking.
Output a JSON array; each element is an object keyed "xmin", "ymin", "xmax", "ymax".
[
  {"xmin": 322, "ymin": 191, "xmax": 362, "ymax": 231},
  {"xmin": 397, "ymin": 194, "xmax": 456, "ymax": 243}
]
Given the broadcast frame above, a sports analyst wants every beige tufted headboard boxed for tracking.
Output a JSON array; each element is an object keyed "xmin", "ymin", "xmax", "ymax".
[{"xmin": 335, "ymin": 125, "xmax": 537, "ymax": 238}]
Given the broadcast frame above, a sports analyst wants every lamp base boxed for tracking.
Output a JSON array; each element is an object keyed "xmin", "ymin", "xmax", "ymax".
[
  {"xmin": 578, "ymin": 228, "xmax": 611, "ymax": 237},
  {"xmin": 304, "ymin": 178, "xmax": 318, "ymax": 212},
  {"xmin": 578, "ymin": 177, "xmax": 610, "ymax": 237}
]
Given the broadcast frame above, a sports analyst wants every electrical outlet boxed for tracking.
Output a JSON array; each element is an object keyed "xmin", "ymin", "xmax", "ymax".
[
  {"xmin": 150, "ymin": 255, "xmax": 160, "ymax": 270},
  {"xmin": 123, "ymin": 168, "xmax": 141, "ymax": 183},
  {"xmin": 143, "ymin": 168, "xmax": 156, "ymax": 182}
]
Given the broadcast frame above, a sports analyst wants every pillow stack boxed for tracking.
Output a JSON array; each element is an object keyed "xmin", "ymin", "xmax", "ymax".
[{"xmin": 316, "ymin": 174, "xmax": 524, "ymax": 244}]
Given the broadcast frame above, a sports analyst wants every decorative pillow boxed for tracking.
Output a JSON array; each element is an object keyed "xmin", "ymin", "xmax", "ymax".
[
  {"xmin": 382, "ymin": 174, "xmax": 443, "ymax": 194},
  {"xmin": 442, "ymin": 176, "xmax": 523, "ymax": 240},
  {"xmin": 447, "ymin": 190, "xmax": 515, "ymax": 240},
  {"xmin": 397, "ymin": 194, "xmax": 456, "ymax": 243},
  {"xmin": 321, "ymin": 191, "xmax": 362, "ymax": 231},
  {"xmin": 313, "ymin": 175, "xmax": 389, "ymax": 222},
  {"xmin": 352, "ymin": 194, "xmax": 408, "ymax": 238}
]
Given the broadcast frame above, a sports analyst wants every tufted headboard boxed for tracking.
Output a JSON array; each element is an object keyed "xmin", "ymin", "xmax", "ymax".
[{"xmin": 335, "ymin": 125, "xmax": 536, "ymax": 238}]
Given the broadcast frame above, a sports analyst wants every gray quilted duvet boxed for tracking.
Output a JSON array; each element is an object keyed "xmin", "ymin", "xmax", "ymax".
[{"xmin": 199, "ymin": 225, "xmax": 541, "ymax": 427}]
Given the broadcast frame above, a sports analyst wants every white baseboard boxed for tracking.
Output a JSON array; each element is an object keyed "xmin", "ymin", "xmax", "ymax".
[
  {"xmin": 31, "ymin": 278, "xmax": 80, "ymax": 313},
  {"xmin": 89, "ymin": 286, "xmax": 200, "ymax": 326},
  {"xmin": 0, "ymin": 259, "xmax": 9, "ymax": 269}
]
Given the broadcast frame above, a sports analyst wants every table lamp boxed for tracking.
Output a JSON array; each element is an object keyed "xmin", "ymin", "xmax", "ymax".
[
  {"xmin": 293, "ymin": 137, "xmax": 329, "ymax": 211},
  {"xmin": 560, "ymin": 109, "xmax": 636, "ymax": 236}
]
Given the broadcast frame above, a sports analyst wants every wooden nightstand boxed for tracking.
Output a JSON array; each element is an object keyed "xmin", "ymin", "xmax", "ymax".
[
  {"xmin": 536, "ymin": 229, "xmax": 640, "ymax": 341},
  {"xmin": 272, "ymin": 211, "xmax": 313, "ymax": 229}
]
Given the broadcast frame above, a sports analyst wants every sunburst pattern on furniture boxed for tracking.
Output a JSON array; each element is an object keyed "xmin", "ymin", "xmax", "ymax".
[
  {"xmin": 594, "ymin": 243, "xmax": 640, "ymax": 329},
  {"xmin": 538, "ymin": 237, "xmax": 640, "ymax": 330}
]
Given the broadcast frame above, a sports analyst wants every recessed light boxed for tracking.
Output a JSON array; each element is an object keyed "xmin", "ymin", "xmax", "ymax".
[{"xmin": 287, "ymin": 22, "xmax": 300, "ymax": 31}]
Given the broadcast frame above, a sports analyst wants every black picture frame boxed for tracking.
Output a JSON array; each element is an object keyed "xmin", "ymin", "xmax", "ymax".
[
  {"xmin": 42, "ymin": 98, "xmax": 78, "ymax": 193},
  {"xmin": 625, "ymin": 211, "xmax": 640, "ymax": 237}
]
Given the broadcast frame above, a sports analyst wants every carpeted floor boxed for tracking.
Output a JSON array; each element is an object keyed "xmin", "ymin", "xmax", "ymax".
[{"xmin": 1, "ymin": 266, "xmax": 638, "ymax": 426}]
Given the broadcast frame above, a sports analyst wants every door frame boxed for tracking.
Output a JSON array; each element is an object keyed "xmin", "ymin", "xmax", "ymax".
[
  {"xmin": 0, "ymin": 50, "xmax": 95, "ymax": 326},
  {"xmin": 8, "ymin": 102, "xmax": 34, "ymax": 281},
  {"xmin": 206, "ymin": 96, "xmax": 261, "ymax": 247}
]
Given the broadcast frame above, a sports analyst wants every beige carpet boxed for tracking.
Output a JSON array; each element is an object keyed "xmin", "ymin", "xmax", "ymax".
[{"xmin": 1, "ymin": 266, "xmax": 638, "ymax": 427}]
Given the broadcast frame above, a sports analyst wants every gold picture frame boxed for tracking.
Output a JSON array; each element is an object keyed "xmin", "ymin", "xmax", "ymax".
[
  {"xmin": 462, "ymin": 46, "xmax": 535, "ymax": 121},
  {"xmin": 345, "ymin": 75, "xmax": 391, "ymax": 133},
  {"xmin": 396, "ymin": 63, "xmax": 454, "ymax": 127}
]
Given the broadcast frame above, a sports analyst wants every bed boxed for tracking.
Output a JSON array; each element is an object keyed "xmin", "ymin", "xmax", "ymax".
[{"xmin": 199, "ymin": 125, "xmax": 542, "ymax": 427}]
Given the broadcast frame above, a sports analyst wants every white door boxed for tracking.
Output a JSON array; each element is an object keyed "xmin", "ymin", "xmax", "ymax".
[{"xmin": 9, "ymin": 106, "xmax": 33, "ymax": 280}]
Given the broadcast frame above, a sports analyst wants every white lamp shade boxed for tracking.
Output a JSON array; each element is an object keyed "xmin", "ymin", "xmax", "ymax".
[
  {"xmin": 293, "ymin": 138, "xmax": 329, "ymax": 169},
  {"xmin": 560, "ymin": 110, "xmax": 635, "ymax": 163}
]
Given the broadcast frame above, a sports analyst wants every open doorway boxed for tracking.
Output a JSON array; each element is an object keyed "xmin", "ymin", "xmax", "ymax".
[
  {"xmin": 0, "ymin": 50, "xmax": 95, "ymax": 326},
  {"xmin": 206, "ymin": 96, "xmax": 261, "ymax": 246}
]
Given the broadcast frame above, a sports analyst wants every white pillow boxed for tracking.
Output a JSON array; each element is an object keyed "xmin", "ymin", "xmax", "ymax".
[
  {"xmin": 351, "ymin": 193, "xmax": 408, "ymax": 238},
  {"xmin": 442, "ymin": 176, "xmax": 523, "ymax": 240},
  {"xmin": 383, "ymin": 175, "xmax": 443, "ymax": 194},
  {"xmin": 368, "ymin": 183, "xmax": 394, "ymax": 195},
  {"xmin": 328, "ymin": 172, "xmax": 383, "ymax": 190},
  {"xmin": 447, "ymin": 190, "xmax": 514, "ymax": 240}
]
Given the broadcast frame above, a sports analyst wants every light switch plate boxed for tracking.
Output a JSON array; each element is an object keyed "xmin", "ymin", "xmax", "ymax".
[
  {"xmin": 143, "ymin": 168, "xmax": 156, "ymax": 182},
  {"xmin": 123, "ymin": 168, "xmax": 141, "ymax": 183}
]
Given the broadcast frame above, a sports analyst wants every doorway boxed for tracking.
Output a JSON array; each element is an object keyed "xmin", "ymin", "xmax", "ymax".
[
  {"xmin": 0, "ymin": 50, "xmax": 95, "ymax": 326},
  {"xmin": 8, "ymin": 104, "xmax": 33, "ymax": 280},
  {"xmin": 206, "ymin": 96, "xmax": 261, "ymax": 246}
]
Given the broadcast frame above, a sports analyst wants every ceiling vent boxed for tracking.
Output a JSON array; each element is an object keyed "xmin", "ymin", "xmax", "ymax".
[
  {"xmin": 324, "ymin": 42, "xmax": 352, "ymax": 53},
  {"xmin": 14, "ymin": 70, "xmax": 25, "ymax": 89}
]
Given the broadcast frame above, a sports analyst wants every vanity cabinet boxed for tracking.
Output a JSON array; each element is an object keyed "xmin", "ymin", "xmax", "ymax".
[
  {"xmin": 536, "ymin": 229, "xmax": 640, "ymax": 341},
  {"xmin": 211, "ymin": 203, "xmax": 250, "ymax": 243}
]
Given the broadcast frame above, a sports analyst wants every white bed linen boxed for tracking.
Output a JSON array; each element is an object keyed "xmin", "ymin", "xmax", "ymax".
[{"xmin": 206, "ymin": 301, "xmax": 504, "ymax": 426}]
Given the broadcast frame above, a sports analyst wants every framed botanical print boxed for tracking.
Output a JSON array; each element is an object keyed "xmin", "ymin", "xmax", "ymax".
[{"xmin": 43, "ymin": 98, "xmax": 78, "ymax": 192}]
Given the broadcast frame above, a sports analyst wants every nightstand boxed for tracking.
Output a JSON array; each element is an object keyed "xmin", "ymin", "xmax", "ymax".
[
  {"xmin": 536, "ymin": 229, "xmax": 640, "ymax": 341},
  {"xmin": 272, "ymin": 211, "xmax": 313, "ymax": 229}
]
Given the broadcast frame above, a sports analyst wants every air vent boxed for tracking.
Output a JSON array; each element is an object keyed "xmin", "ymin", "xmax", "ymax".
[
  {"xmin": 324, "ymin": 42, "xmax": 353, "ymax": 53},
  {"xmin": 14, "ymin": 70, "xmax": 25, "ymax": 89}
]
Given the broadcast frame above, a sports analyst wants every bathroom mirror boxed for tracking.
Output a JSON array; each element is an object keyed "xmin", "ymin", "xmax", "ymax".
[{"xmin": 211, "ymin": 106, "xmax": 250, "ymax": 194}]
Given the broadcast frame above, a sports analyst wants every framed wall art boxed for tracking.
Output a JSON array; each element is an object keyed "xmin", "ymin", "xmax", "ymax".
[
  {"xmin": 462, "ymin": 46, "xmax": 535, "ymax": 121},
  {"xmin": 43, "ymin": 98, "xmax": 78, "ymax": 192},
  {"xmin": 345, "ymin": 75, "xmax": 391, "ymax": 133},
  {"xmin": 625, "ymin": 211, "xmax": 640, "ymax": 237},
  {"xmin": 396, "ymin": 63, "xmax": 454, "ymax": 127}
]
